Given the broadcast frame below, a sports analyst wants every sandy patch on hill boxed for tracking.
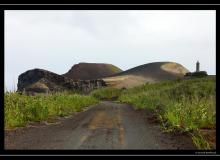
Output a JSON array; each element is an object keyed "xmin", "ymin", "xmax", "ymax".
[
  {"xmin": 161, "ymin": 62, "xmax": 189, "ymax": 75},
  {"xmin": 103, "ymin": 75, "xmax": 156, "ymax": 89}
]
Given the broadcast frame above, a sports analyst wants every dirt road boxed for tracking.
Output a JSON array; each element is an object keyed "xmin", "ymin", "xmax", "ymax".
[{"xmin": 5, "ymin": 101, "xmax": 195, "ymax": 149}]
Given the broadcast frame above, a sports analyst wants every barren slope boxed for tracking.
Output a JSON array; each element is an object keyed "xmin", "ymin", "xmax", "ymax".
[{"xmin": 103, "ymin": 62, "xmax": 189, "ymax": 88}]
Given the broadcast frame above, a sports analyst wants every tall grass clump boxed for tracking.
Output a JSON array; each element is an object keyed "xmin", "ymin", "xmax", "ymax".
[
  {"xmin": 91, "ymin": 87, "xmax": 122, "ymax": 100},
  {"xmin": 118, "ymin": 77, "xmax": 216, "ymax": 149},
  {"xmin": 4, "ymin": 92, "xmax": 99, "ymax": 129}
]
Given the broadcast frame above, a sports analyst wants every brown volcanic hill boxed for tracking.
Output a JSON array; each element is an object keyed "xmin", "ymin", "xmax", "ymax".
[
  {"xmin": 63, "ymin": 62, "xmax": 123, "ymax": 80},
  {"xmin": 103, "ymin": 62, "xmax": 190, "ymax": 88}
]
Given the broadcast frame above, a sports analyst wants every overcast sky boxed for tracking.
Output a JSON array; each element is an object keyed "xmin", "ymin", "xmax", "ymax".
[{"xmin": 5, "ymin": 10, "xmax": 216, "ymax": 91}]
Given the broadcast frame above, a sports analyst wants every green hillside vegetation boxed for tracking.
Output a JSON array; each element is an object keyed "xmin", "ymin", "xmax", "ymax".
[
  {"xmin": 107, "ymin": 64, "xmax": 123, "ymax": 73},
  {"xmin": 91, "ymin": 76, "xmax": 216, "ymax": 149},
  {"xmin": 91, "ymin": 87, "xmax": 122, "ymax": 100},
  {"xmin": 5, "ymin": 92, "xmax": 99, "ymax": 128}
]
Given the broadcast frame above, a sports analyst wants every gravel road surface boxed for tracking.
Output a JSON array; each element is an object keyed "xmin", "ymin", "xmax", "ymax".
[{"xmin": 5, "ymin": 101, "xmax": 195, "ymax": 149}]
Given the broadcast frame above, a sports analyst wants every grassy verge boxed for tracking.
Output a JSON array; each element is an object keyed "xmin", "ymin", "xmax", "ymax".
[
  {"xmin": 4, "ymin": 91, "xmax": 99, "ymax": 129},
  {"xmin": 92, "ymin": 77, "xmax": 216, "ymax": 149},
  {"xmin": 118, "ymin": 77, "xmax": 216, "ymax": 149}
]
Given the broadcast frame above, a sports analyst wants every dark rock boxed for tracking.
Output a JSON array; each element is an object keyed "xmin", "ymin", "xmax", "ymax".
[
  {"xmin": 185, "ymin": 71, "xmax": 208, "ymax": 77},
  {"xmin": 17, "ymin": 68, "xmax": 107, "ymax": 94}
]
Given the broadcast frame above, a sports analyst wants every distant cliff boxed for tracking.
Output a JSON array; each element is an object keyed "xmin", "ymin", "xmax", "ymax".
[{"xmin": 17, "ymin": 69, "xmax": 107, "ymax": 94}]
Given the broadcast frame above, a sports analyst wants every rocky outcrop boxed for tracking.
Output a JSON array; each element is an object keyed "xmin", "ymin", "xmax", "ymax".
[{"xmin": 17, "ymin": 69, "xmax": 107, "ymax": 94}]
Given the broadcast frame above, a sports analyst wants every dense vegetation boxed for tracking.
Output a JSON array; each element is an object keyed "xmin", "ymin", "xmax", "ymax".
[
  {"xmin": 4, "ymin": 76, "xmax": 215, "ymax": 149},
  {"xmin": 92, "ymin": 77, "xmax": 216, "ymax": 149},
  {"xmin": 91, "ymin": 87, "xmax": 122, "ymax": 100},
  {"xmin": 4, "ymin": 92, "xmax": 98, "ymax": 128}
]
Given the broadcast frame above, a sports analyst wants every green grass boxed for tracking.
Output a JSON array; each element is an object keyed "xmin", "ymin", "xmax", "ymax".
[
  {"xmin": 192, "ymin": 134, "xmax": 211, "ymax": 150},
  {"xmin": 90, "ymin": 87, "xmax": 122, "ymax": 100},
  {"xmin": 4, "ymin": 91, "xmax": 99, "ymax": 129},
  {"xmin": 92, "ymin": 77, "xmax": 216, "ymax": 149},
  {"xmin": 4, "ymin": 76, "xmax": 215, "ymax": 149},
  {"xmin": 118, "ymin": 77, "xmax": 216, "ymax": 149},
  {"xmin": 108, "ymin": 64, "xmax": 123, "ymax": 73}
]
